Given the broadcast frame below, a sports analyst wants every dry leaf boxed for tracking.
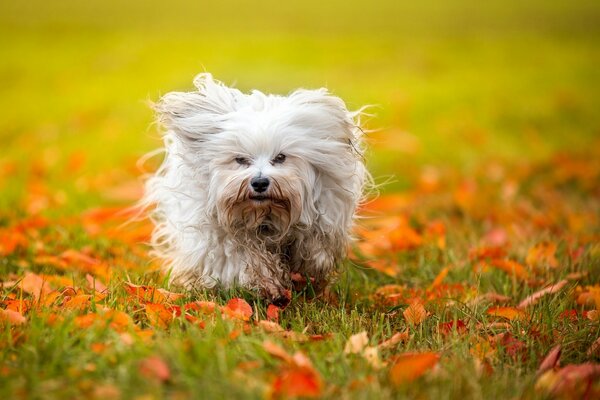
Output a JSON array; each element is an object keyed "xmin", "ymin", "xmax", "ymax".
[
  {"xmin": 517, "ymin": 280, "xmax": 568, "ymax": 309},
  {"xmin": 537, "ymin": 345, "xmax": 562, "ymax": 376},
  {"xmin": 378, "ymin": 331, "xmax": 410, "ymax": 350},
  {"xmin": 489, "ymin": 259, "xmax": 529, "ymax": 280},
  {"xmin": 487, "ymin": 306, "xmax": 525, "ymax": 321},
  {"xmin": 403, "ymin": 301, "xmax": 428, "ymax": 325},
  {"xmin": 0, "ymin": 308, "xmax": 27, "ymax": 325},
  {"xmin": 389, "ymin": 352, "xmax": 440, "ymax": 386},
  {"xmin": 223, "ymin": 298, "xmax": 253, "ymax": 321},
  {"xmin": 344, "ymin": 331, "xmax": 369, "ymax": 354},
  {"xmin": 19, "ymin": 272, "xmax": 51, "ymax": 301}
]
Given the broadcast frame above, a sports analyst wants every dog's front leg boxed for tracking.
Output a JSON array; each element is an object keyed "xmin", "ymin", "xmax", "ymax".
[
  {"xmin": 290, "ymin": 234, "xmax": 342, "ymax": 295},
  {"xmin": 238, "ymin": 248, "xmax": 292, "ymax": 307}
]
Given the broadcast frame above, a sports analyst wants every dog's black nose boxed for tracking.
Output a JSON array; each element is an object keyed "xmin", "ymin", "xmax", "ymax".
[{"xmin": 250, "ymin": 177, "xmax": 270, "ymax": 193}]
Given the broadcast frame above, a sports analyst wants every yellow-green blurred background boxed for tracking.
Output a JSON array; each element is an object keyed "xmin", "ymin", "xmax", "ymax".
[{"xmin": 1, "ymin": 1, "xmax": 599, "ymax": 211}]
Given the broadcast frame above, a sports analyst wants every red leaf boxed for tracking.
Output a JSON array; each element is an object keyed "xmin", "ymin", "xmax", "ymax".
[
  {"xmin": 223, "ymin": 298, "xmax": 253, "ymax": 321},
  {"xmin": 271, "ymin": 367, "xmax": 322, "ymax": 398},
  {"xmin": 537, "ymin": 345, "xmax": 562, "ymax": 375},
  {"xmin": 267, "ymin": 304, "xmax": 281, "ymax": 322},
  {"xmin": 439, "ymin": 319, "xmax": 467, "ymax": 336}
]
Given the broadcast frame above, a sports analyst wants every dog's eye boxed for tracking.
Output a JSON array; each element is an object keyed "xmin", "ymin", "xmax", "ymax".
[
  {"xmin": 272, "ymin": 153, "xmax": 286, "ymax": 164},
  {"xmin": 235, "ymin": 157, "xmax": 249, "ymax": 165}
]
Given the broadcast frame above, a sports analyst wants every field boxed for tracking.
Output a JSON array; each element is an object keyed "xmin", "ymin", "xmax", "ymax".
[{"xmin": 1, "ymin": 1, "xmax": 599, "ymax": 398}]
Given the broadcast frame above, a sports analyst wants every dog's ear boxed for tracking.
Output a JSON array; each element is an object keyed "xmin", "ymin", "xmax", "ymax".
[
  {"xmin": 288, "ymin": 88, "xmax": 366, "ymax": 157},
  {"xmin": 154, "ymin": 73, "xmax": 238, "ymax": 144}
]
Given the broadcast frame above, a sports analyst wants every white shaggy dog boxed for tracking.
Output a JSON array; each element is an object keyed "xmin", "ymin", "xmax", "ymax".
[{"xmin": 143, "ymin": 73, "xmax": 368, "ymax": 306}]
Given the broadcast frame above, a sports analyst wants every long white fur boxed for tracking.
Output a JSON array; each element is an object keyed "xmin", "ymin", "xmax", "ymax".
[{"xmin": 143, "ymin": 73, "xmax": 367, "ymax": 301}]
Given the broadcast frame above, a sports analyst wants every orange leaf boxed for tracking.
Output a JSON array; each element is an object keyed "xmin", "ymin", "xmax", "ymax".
[
  {"xmin": 271, "ymin": 366, "xmax": 322, "ymax": 398},
  {"xmin": 145, "ymin": 303, "xmax": 177, "ymax": 328},
  {"xmin": 0, "ymin": 229, "xmax": 27, "ymax": 256},
  {"xmin": 139, "ymin": 356, "xmax": 170, "ymax": 382},
  {"xmin": 0, "ymin": 308, "xmax": 27, "ymax": 325},
  {"xmin": 429, "ymin": 267, "xmax": 449, "ymax": 290},
  {"xmin": 263, "ymin": 340, "xmax": 293, "ymax": 363},
  {"xmin": 403, "ymin": 301, "xmax": 428, "ymax": 325},
  {"xmin": 19, "ymin": 272, "xmax": 51, "ymax": 301},
  {"xmin": 267, "ymin": 304, "xmax": 281, "ymax": 322},
  {"xmin": 487, "ymin": 306, "xmax": 525, "ymax": 321},
  {"xmin": 124, "ymin": 282, "xmax": 184, "ymax": 304},
  {"xmin": 526, "ymin": 242, "xmax": 558, "ymax": 269},
  {"xmin": 489, "ymin": 259, "xmax": 529, "ymax": 280},
  {"xmin": 3, "ymin": 299, "xmax": 31, "ymax": 314},
  {"xmin": 517, "ymin": 280, "xmax": 568, "ymax": 309},
  {"xmin": 185, "ymin": 301, "xmax": 218, "ymax": 314},
  {"xmin": 223, "ymin": 298, "xmax": 253, "ymax": 321},
  {"xmin": 63, "ymin": 294, "xmax": 91, "ymax": 310},
  {"xmin": 258, "ymin": 320, "xmax": 285, "ymax": 333},
  {"xmin": 389, "ymin": 352, "xmax": 440, "ymax": 386},
  {"xmin": 378, "ymin": 331, "xmax": 409, "ymax": 350}
]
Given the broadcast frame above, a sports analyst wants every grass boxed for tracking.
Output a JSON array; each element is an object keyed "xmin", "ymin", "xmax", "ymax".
[{"xmin": 1, "ymin": 1, "xmax": 599, "ymax": 399}]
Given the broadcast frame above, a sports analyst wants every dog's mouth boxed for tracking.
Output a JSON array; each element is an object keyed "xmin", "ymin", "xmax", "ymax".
[{"xmin": 249, "ymin": 195, "xmax": 271, "ymax": 202}]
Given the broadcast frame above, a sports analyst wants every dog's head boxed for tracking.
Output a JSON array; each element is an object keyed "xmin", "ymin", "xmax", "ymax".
[{"xmin": 155, "ymin": 74, "xmax": 366, "ymax": 238}]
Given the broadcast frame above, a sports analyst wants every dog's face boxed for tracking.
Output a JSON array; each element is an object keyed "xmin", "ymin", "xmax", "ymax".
[{"xmin": 155, "ymin": 74, "xmax": 365, "ymax": 237}]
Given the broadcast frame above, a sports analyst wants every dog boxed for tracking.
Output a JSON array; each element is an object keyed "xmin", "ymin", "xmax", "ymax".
[{"xmin": 143, "ymin": 73, "xmax": 368, "ymax": 306}]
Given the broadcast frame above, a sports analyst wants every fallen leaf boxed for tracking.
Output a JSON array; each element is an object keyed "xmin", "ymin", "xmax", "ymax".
[
  {"xmin": 19, "ymin": 272, "xmax": 51, "ymax": 301},
  {"xmin": 271, "ymin": 366, "xmax": 322, "ymax": 399},
  {"xmin": 266, "ymin": 304, "xmax": 281, "ymax": 322},
  {"xmin": 537, "ymin": 345, "xmax": 561, "ymax": 376},
  {"xmin": 389, "ymin": 352, "xmax": 440, "ymax": 386},
  {"xmin": 363, "ymin": 346, "xmax": 383, "ymax": 369},
  {"xmin": 0, "ymin": 308, "xmax": 27, "ymax": 325},
  {"xmin": 145, "ymin": 303, "xmax": 179, "ymax": 328},
  {"xmin": 86, "ymin": 274, "xmax": 108, "ymax": 294},
  {"xmin": 497, "ymin": 333, "xmax": 527, "ymax": 361},
  {"xmin": 344, "ymin": 331, "xmax": 369, "ymax": 354},
  {"xmin": 587, "ymin": 337, "xmax": 600, "ymax": 357},
  {"xmin": 263, "ymin": 340, "xmax": 292, "ymax": 363},
  {"xmin": 403, "ymin": 301, "xmax": 428, "ymax": 325},
  {"xmin": 517, "ymin": 280, "xmax": 568, "ymax": 309},
  {"xmin": 62, "ymin": 294, "xmax": 91, "ymax": 310},
  {"xmin": 378, "ymin": 331, "xmax": 409, "ymax": 350},
  {"xmin": 526, "ymin": 242, "xmax": 558, "ymax": 269},
  {"xmin": 439, "ymin": 319, "xmax": 467, "ymax": 336},
  {"xmin": 487, "ymin": 306, "xmax": 526, "ymax": 321},
  {"xmin": 124, "ymin": 282, "xmax": 184, "ymax": 304},
  {"xmin": 223, "ymin": 298, "xmax": 253, "ymax": 321},
  {"xmin": 258, "ymin": 320, "xmax": 285, "ymax": 333},
  {"xmin": 185, "ymin": 301, "xmax": 218, "ymax": 314},
  {"xmin": 536, "ymin": 363, "xmax": 600, "ymax": 397},
  {"xmin": 428, "ymin": 267, "xmax": 449, "ymax": 290},
  {"xmin": 489, "ymin": 259, "xmax": 529, "ymax": 281}
]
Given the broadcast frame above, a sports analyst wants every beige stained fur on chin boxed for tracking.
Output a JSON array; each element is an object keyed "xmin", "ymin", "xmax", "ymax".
[{"xmin": 142, "ymin": 73, "xmax": 369, "ymax": 306}]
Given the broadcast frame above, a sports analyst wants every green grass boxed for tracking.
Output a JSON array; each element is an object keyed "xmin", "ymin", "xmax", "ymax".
[{"xmin": 1, "ymin": 1, "xmax": 600, "ymax": 399}]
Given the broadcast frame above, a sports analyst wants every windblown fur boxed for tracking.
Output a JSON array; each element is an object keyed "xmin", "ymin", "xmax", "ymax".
[{"xmin": 143, "ymin": 73, "xmax": 368, "ymax": 304}]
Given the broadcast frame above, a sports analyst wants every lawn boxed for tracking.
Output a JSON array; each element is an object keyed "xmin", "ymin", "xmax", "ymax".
[{"xmin": 1, "ymin": 1, "xmax": 599, "ymax": 398}]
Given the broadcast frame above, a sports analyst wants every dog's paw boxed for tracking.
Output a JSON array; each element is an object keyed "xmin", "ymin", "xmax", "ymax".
[{"xmin": 261, "ymin": 284, "xmax": 292, "ymax": 308}]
